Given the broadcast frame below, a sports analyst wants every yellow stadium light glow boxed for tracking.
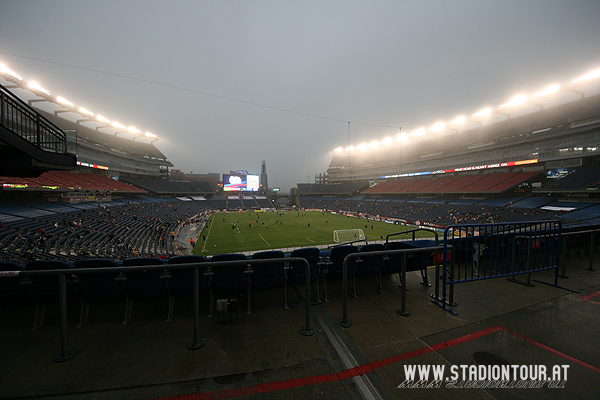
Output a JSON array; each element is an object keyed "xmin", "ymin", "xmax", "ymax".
[
  {"xmin": 533, "ymin": 84, "xmax": 559, "ymax": 97},
  {"xmin": 473, "ymin": 108, "xmax": 491, "ymax": 117},
  {"xmin": 29, "ymin": 81, "xmax": 50, "ymax": 96},
  {"xmin": 500, "ymin": 95, "xmax": 527, "ymax": 108},
  {"xmin": 0, "ymin": 63, "xmax": 22, "ymax": 80},
  {"xmin": 334, "ymin": 147, "xmax": 343, "ymax": 153},
  {"xmin": 430, "ymin": 122, "xmax": 445, "ymax": 131},
  {"xmin": 381, "ymin": 137, "xmax": 393, "ymax": 146},
  {"xmin": 96, "ymin": 115, "xmax": 110, "ymax": 124},
  {"xmin": 449, "ymin": 116, "xmax": 466, "ymax": 125},
  {"xmin": 112, "ymin": 121, "xmax": 126, "ymax": 130},
  {"xmin": 345, "ymin": 145, "xmax": 354, "ymax": 151},
  {"xmin": 79, "ymin": 107, "xmax": 94, "ymax": 116},
  {"xmin": 411, "ymin": 128, "xmax": 426, "ymax": 137},
  {"xmin": 128, "ymin": 126, "xmax": 140, "ymax": 134},
  {"xmin": 56, "ymin": 96, "xmax": 73, "ymax": 107},
  {"xmin": 357, "ymin": 143, "xmax": 368, "ymax": 151},
  {"xmin": 573, "ymin": 68, "xmax": 600, "ymax": 83},
  {"xmin": 368, "ymin": 140, "xmax": 379, "ymax": 149}
]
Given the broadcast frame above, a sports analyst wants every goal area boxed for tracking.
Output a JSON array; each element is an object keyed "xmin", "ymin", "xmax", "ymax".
[{"xmin": 333, "ymin": 229, "xmax": 365, "ymax": 243}]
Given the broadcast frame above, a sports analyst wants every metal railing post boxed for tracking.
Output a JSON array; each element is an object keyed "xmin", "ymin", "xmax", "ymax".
[
  {"xmin": 54, "ymin": 273, "xmax": 75, "ymax": 362},
  {"xmin": 587, "ymin": 232, "xmax": 596, "ymax": 271},
  {"xmin": 339, "ymin": 257, "xmax": 351, "ymax": 328},
  {"xmin": 301, "ymin": 259, "xmax": 314, "ymax": 336},
  {"xmin": 397, "ymin": 252, "xmax": 409, "ymax": 316},
  {"xmin": 188, "ymin": 266, "xmax": 204, "ymax": 350}
]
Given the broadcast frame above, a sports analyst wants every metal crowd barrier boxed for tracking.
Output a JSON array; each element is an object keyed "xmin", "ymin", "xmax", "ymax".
[
  {"xmin": 0, "ymin": 257, "xmax": 314, "ymax": 363},
  {"xmin": 432, "ymin": 220, "xmax": 579, "ymax": 314},
  {"xmin": 337, "ymin": 246, "xmax": 444, "ymax": 328}
]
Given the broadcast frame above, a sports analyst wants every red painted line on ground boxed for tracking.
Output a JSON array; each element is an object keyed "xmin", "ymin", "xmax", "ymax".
[
  {"xmin": 154, "ymin": 324, "xmax": 599, "ymax": 400},
  {"xmin": 580, "ymin": 290, "xmax": 600, "ymax": 305},
  {"xmin": 502, "ymin": 326, "xmax": 600, "ymax": 374}
]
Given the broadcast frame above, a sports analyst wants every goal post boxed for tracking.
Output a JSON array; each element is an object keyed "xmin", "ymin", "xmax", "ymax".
[{"xmin": 333, "ymin": 229, "xmax": 365, "ymax": 243}]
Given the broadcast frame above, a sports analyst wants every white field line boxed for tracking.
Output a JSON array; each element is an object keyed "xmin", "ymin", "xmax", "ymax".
[{"xmin": 258, "ymin": 233, "xmax": 270, "ymax": 246}]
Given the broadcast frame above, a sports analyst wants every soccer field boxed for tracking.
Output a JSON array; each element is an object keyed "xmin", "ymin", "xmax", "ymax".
[{"xmin": 193, "ymin": 210, "xmax": 432, "ymax": 256}]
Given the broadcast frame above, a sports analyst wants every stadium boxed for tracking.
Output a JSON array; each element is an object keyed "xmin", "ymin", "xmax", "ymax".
[{"xmin": 1, "ymin": 60, "xmax": 600, "ymax": 400}]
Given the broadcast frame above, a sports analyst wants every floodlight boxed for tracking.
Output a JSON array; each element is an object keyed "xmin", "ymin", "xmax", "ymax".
[
  {"xmin": 145, "ymin": 132, "xmax": 157, "ymax": 138},
  {"xmin": 96, "ymin": 115, "xmax": 110, "ymax": 123},
  {"xmin": 368, "ymin": 140, "xmax": 379, "ymax": 149},
  {"xmin": 533, "ymin": 84, "xmax": 559, "ymax": 97},
  {"xmin": 429, "ymin": 122, "xmax": 445, "ymax": 131},
  {"xmin": 473, "ymin": 108, "xmax": 491, "ymax": 117},
  {"xmin": 79, "ymin": 107, "xmax": 94, "ymax": 116},
  {"xmin": 357, "ymin": 143, "xmax": 368, "ymax": 151},
  {"xmin": 112, "ymin": 121, "xmax": 126, "ymax": 130},
  {"xmin": 345, "ymin": 145, "xmax": 354, "ymax": 151},
  {"xmin": 381, "ymin": 137, "xmax": 393, "ymax": 146},
  {"xmin": 29, "ymin": 81, "xmax": 50, "ymax": 96},
  {"xmin": 334, "ymin": 147, "xmax": 343, "ymax": 153},
  {"xmin": 500, "ymin": 95, "xmax": 527, "ymax": 108},
  {"xmin": 449, "ymin": 116, "xmax": 466, "ymax": 125},
  {"xmin": 573, "ymin": 68, "xmax": 600, "ymax": 83},
  {"xmin": 0, "ymin": 63, "xmax": 22, "ymax": 80},
  {"xmin": 396, "ymin": 133, "xmax": 409, "ymax": 142},
  {"xmin": 411, "ymin": 128, "xmax": 426, "ymax": 137},
  {"xmin": 56, "ymin": 96, "xmax": 73, "ymax": 107},
  {"xmin": 128, "ymin": 126, "xmax": 140, "ymax": 134}
]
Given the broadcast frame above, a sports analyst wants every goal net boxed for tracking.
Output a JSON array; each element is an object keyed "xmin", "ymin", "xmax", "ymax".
[{"xmin": 333, "ymin": 229, "xmax": 365, "ymax": 243}]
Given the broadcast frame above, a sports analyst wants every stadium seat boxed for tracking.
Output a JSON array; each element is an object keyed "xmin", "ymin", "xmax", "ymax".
[
  {"xmin": 167, "ymin": 255, "xmax": 208, "ymax": 322},
  {"xmin": 251, "ymin": 250, "xmax": 288, "ymax": 310},
  {"xmin": 323, "ymin": 245, "xmax": 358, "ymax": 301},
  {"xmin": 356, "ymin": 243, "xmax": 386, "ymax": 293},
  {"xmin": 289, "ymin": 247, "xmax": 321, "ymax": 302},
  {"xmin": 209, "ymin": 253, "xmax": 251, "ymax": 317},
  {"xmin": 0, "ymin": 262, "xmax": 29, "ymax": 319},
  {"xmin": 73, "ymin": 259, "xmax": 122, "ymax": 328},
  {"xmin": 384, "ymin": 241, "xmax": 433, "ymax": 289},
  {"xmin": 121, "ymin": 257, "xmax": 167, "ymax": 325},
  {"xmin": 25, "ymin": 260, "xmax": 73, "ymax": 331}
]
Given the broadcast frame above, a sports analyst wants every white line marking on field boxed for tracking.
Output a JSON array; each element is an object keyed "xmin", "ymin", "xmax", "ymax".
[
  {"xmin": 258, "ymin": 233, "xmax": 270, "ymax": 246},
  {"xmin": 306, "ymin": 237, "xmax": 315, "ymax": 242}
]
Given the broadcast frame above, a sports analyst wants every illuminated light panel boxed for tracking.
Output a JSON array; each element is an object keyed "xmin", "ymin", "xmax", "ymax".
[
  {"xmin": 0, "ymin": 63, "xmax": 22, "ymax": 80},
  {"xmin": 145, "ymin": 132, "xmax": 156, "ymax": 138},
  {"xmin": 357, "ymin": 143, "xmax": 368, "ymax": 151},
  {"xmin": 500, "ymin": 95, "xmax": 527, "ymax": 108},
  {"xmin": 396, "ymin": 133, "xmax": 409, "ymax": 142},
  {"xmin": 128, "ymin": 126, "xmax": 140, "ymax": 134},
  {"xmin": 334, "ymin": 147, "xmax": 343, "ymax": 153},
  {"xmin": 345, "ymin": 145, "xmax": 354, "ymax": 151},
  {"xmin": 381, "ymin": 137, "xmax": 393, "ymax": 146},
  {"xmin": 411, "ymin": 128, "xmax": 426, "ymax": 137},
  {"xmin": 29, "ymin": 81, "xmax": 50, "ymax": 96},
  {"xmin": 79, "ymin": 107, "xmax": 93, "ymax": 116},
  {"xmin": 96, "ymin": 115, "xmax": 110, "ymax": 124},
  {"xmin": 473, "ymin": 108, "xmax": 491, "ymax": 117},
  {"xmin": 430, "ymin": 122, "xmax": 445, "ymax": 131},
  {"xmin": 368, "ymin": 140, "xmax": 379, "ymax": 149},
  {"xmin": 450, "ymin": 116, "xmax": 466, "ymax": 125},
  {"xmin": 56, "ymin": 96, "xmax": 73, "ymax": 107},
  {"xmin": 112, "ymin": 121, "xmax": 126, "ymax": 130},
  {"xmin": 533, "ymin": 84, "xmax": 559, "ymax": 97},
  {"xmin": 573, "ymin": 68, "xmax": 600, "ymax": 83}
]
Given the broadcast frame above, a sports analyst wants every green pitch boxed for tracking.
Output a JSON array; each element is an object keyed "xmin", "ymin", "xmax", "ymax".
[{"xmin": 193, "ymin": 210, "xmax": 432, "ymax": 256}]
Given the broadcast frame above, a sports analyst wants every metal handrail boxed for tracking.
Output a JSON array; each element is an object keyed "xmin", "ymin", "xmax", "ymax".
[
  {"xmin": 0, "ymin": 257, "xmax": 314, "ymax": 362},
  {"xmin": 337, "ymin": 245, "xmax": 443, "ymax": 328}
]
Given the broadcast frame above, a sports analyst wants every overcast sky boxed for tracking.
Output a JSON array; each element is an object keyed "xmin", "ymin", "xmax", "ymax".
[{"xmin": 1, "ymin": 1, "xmax": 599, "ymax": 192}]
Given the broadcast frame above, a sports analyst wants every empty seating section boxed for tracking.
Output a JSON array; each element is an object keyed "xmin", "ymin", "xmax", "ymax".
[
  {"xmin": 120, "ymin": 177, "xmax": 214, "ymax": 194},
  {"xmin": 0, "ymin": 198, "xmax": 212, "ymax": 262},
  {"xmin": 0, "ymin": 171, "xmax": 143, "ymax": 192}
]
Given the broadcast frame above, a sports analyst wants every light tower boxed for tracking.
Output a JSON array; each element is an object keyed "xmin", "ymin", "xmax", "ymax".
[{"xmin": 260, "ymin": 160, "xmax": 269, "ymax": 192}]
